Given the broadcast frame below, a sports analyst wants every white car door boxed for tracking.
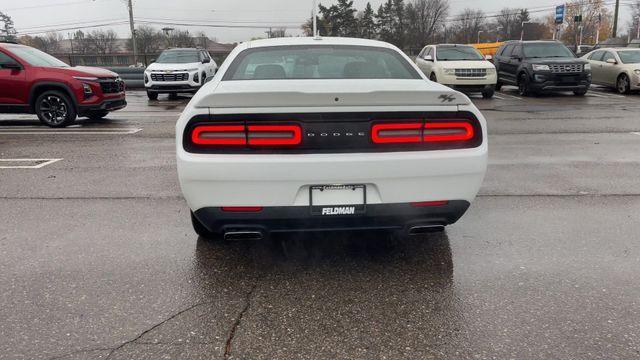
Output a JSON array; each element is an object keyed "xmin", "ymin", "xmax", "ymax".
[{"xmin": 417, "ymin": 47, "xmax": 436, "ymax": 79}]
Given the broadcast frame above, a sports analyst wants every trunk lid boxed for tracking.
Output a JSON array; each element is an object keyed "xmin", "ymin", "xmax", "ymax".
[{"xmin": 194, "ymin": 79, "xmax": 471, "ymax": 109}]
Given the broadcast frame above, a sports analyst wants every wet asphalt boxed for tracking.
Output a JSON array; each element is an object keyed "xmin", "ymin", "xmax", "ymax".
[{"xmin": 1, "ymin": 87, "xmax": 639, "ymax": 359}]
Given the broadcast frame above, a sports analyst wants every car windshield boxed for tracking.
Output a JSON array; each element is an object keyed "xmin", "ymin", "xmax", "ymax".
[
  {"xmin": 523, "ymin": 43, "xmax": 575, "ymax": 58},
  {"xmin": 7, "ymin": 46, "xmax": 69, "ymax": 67},
  {"xmin": 156, "ymin": 50, "xmax": 200, "ymax": 64},
  {"xmin": 224, "ymin": 45, "xmax": 420, "ymax": 80},
  {"xmin": 618, "ymin": 50, "xmax": 640, "ymax": 64},
  {"xmin": 436, "ymin": 46, "xmax": 484, "ymax": 61}
]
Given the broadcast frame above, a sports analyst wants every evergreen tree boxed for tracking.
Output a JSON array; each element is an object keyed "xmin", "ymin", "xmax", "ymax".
[
  {"xmin": 0, "ymin": 11, "xmax": 17, "ymax": 42},
  {"xmin": 359, "ymin": 3, "xmax": 377, "ymax": 39}
]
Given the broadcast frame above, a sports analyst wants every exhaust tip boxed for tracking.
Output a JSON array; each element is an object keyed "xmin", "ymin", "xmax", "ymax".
[
  {"xmin": 408, "ymin": 225, "xmax": 445, "ymax": 236},
  {"xmin": 223, "ymin": 230, "xmax": 264, "ymax": 241}
]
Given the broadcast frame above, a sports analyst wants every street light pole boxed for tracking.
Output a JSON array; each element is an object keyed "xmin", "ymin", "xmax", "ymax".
[
  {"xmin": 127, "ymin": 0, "xmax": 138, "ymax": 66},
  {"xmin": 312, "ymin": 0, "xmax": 318, "ymax": 37},
  {"xmin": 637, "ymin": 16, "xmax": 640, "ymax": 39},
  {"xmin": 612, "ymin": 0, "xmax": 620, "ymax": 38},
  {"xmin": 520, "ymin": 21, "xmax": 531, "ymax": 41},
  {"xmin": 477, "ymin": 30, "xmax": 484, "ymax": 44}
]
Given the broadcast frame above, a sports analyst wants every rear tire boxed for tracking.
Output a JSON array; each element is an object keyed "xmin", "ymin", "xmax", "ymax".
[
  {"xmin": 191, "ymin": 211, "xmax": 219, "ymax": 241},
  {"xmin": 168, "ymin": 93, "xmax": 179, "ymax": 100},
  {"xmin": 482, "ymin": 88, "xmax": 495, "ymax": 99},
  {"xmin": 617, "ymin": 74, "xmax": 631, "ymax": 94},
  {"xmin": 147, "ymin": 91, "xmax": 158, "ymax": 100},
  {"xmin": 495, "ymin": 81, "xmax": 503, "ymax": 91},
  {"xmin": 35, "ymin": 90, "xmax": 77, "ymax": 128},
  {"xmin": 430, "ymin": 73, "xmax": 437, "ymax": 82}
]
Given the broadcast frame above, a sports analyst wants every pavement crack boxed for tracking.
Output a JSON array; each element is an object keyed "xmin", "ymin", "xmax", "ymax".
[
  {"xmin": 224, "ymin": 283, "xmax": 258, "ymax": 359},
  {"xmin": 104, "ymin": 301, "xmax": 211, "ymax": 360}
]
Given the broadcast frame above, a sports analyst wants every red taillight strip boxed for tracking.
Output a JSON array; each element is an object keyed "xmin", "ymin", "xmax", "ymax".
[
  {"xmin": 423, "ymin": 122, "xmax": 474, "ymax": 142},
  {"xmin": 221, "ymin": 206, "xmax": 264, "ymax": 212},
  {"xmin": 247, "ymin": 125, "xmax": 302, "ymax": 146},
  {"xmin": 371, "ymin": 122, "xmax": 423, "ymax": 144},
  {"xmin": 411, "ymin": 201, "xmax": 449, "ymax": 207},
  {"xmin": 192, "ymin": 125, "xmax": 247, "ymax": 145}
]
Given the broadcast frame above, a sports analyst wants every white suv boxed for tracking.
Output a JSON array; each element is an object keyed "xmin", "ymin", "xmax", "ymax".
[
  {"xmin": 144, "ymin": 48, "xmax": 218, "ymax": 100},
  {"xmin": 416, "ymin": 44, "xmax": 497, "ymax": 99}
]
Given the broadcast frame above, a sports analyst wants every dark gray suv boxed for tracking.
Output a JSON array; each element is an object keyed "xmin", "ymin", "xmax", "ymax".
[{"xmin": 494, "ymin": 40, "xmax": 592, "ymax": 96}]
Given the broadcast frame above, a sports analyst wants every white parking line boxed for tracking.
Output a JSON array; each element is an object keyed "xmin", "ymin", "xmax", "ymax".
[
  {"xmin": 590, "ymin": 90, "xmax": 626, "ymax": 99},
  {"xmin": 632, "ymin": 132, "xmax": 640, "ymax": 136},
  {"xmin": 0, "ymin": 158, "xmax": 62, "ymax": 169},
  {"xmin": 493, "ymin": 94, "xmax": 507, "ymax": 100},
  {"xmin": 498, "ymin": 92, "xmax": 524, "ymax": 100},
  {"xmin": 0, "ymin": 127, "xmax": 142, "ymax": 135}
]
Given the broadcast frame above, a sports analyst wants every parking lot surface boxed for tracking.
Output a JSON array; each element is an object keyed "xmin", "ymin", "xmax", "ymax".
[{"xmin": 1, "ymin": 87, "xmax": 640, "ymax": 359}]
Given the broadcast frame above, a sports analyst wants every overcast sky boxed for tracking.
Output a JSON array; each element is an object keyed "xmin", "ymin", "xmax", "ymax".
[{"xmin": 2, "ymin": 0, "xmax": 635, "ymax": 43}]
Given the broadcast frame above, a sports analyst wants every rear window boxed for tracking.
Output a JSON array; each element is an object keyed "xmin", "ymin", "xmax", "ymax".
[{"xmin": 223, "ymin": 45, "xmax": 420, "ymax": 80}]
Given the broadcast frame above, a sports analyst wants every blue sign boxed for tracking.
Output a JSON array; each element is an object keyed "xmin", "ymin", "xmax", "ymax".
[{"xmin": 555, "ymin": 5, "xmax": 565, "ymax": 24}]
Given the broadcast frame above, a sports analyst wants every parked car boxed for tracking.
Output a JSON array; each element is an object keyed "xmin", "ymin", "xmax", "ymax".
[
  {"xmin": 176, "ymin": 37, "xmax": 488, "ymax": 241},
  {"xmin": 0, "ymin": 42, "xmax": 126, "ymax": 127},
  {"xmin": 494, "ymin": 40, "xmax": 591, "ymax": 96},
  {"xmin": 415, "ymin": 44, "xmax": 497, "ymax": 98},
  {"xmin": 583, "ymin": 48, "xmax": 640, "ymax": 94},
  {"xmin": 144, "ymin": 48, "xmax": 218, "ymax": 100}
]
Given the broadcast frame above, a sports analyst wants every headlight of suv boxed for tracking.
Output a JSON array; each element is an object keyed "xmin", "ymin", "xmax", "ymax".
[
  {"xmin": 443, "ymin": 68, "xmax": 455, "ymax": 75},
  {"xmin": 584, "ymin": 63, "xmax": 591, "ymax": 71},
  {"xmin": 634, "ymin": 69, "xmax": 640, "ymax": 76},
  {"xmin": 486, "ymin": 68, "xmax": 496, "ymax": 75},
  {"xmin": 532, "ymin": 64, "xmax": 551, "ymax": 71}
]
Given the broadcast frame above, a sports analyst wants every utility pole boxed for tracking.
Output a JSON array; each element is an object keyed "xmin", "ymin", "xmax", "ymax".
[
  {"xmin": 127, "ymin": 0, "xmax": 138, "ymax": 66},
  {"xmin": 612, "ymin": 0, "xmax": 620, "ymax": 38},
  {"xmin": 312, "ymin": 0, "xmax": 318, "ymax": 37}
]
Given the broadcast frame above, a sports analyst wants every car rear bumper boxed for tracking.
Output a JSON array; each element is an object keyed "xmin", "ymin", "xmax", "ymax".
[
  {"xmin": 178, "ymin": 147, "xmax": 487, "ymax": 211},
  {"xmin": 194, "ymin": 201, "xmax": 471, "ymax": 235}
]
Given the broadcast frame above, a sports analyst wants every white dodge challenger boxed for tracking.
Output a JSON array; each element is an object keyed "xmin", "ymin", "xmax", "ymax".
[{"xmin": 176, "ymin": 37, "xmax": 488, "ymax": 241}]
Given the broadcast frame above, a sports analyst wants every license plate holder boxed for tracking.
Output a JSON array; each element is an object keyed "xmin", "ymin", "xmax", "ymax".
[{"xmin": 310, "ymin": 184, "xmax": 366, "ymax": 216}]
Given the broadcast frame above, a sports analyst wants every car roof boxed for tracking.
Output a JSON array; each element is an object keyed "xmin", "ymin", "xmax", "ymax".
[
  {"xmin": 242, "ymin": 37, "xmax": 398, "ymax": 51},
  {"xmin": 434, "ymin": 44, "xmax": 474, "ymax": 48}
]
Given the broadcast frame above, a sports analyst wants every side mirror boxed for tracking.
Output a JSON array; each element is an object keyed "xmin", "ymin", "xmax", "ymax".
[
  {"xmin": 0, "ymin": 62, "xmax": 22, "ymax": 70},
  {"xmin": 203, "ymin": 76, "xmax": 214, "ymax": 84},
  {"xmin": 149, "ymin": 59, "xmax": 156, "ymax": 64},
  {"xmin": 202, "ymin": 58, "xmax": 211, "ymax": 64},
  {"xmin": 485, "ymin": 55, "xmax": 493, "ymax": 61},
  {"xmin": 424, "ymin": 55, "xmax": 433, "ymax": 61},
  {"xmin": 606, "ymin": 58, "xmax": 617, "ymax": 65}
]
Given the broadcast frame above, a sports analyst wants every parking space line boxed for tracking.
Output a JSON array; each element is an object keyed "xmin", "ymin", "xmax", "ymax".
[
  {"xmin": 590, "ymin": 90, "xmax": 626, "ymax": 99},
  {"xmin": 0, "ymin": 159, "xmax": 62, "ymax": 169},
  {"xmin": 498, "ymin": 92, "xmax": 523, "ymax": 100},
  {"xmin": 0, "ymin": 127, "xmax": 142, "ymax": 135},
  {"xmin": 493, "ymin": 94, "xmax": 507, "ymax": 100},
  {"xmin": 632, "ymin": 132, "xmax": 640, "ymax": 136}
]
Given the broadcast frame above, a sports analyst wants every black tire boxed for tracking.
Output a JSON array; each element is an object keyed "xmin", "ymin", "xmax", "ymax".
[
  {"xmin": 617, "ymin": 74, "xmax": 631, "ymax": 94},
  {"xmin": 482, "ymin": 88, "xmax": 495, "ymax": 99},
  {"xmin": 518, "ymin": 73, "xmax": 532, "ymax": 96},
  {"xmin": 35, "ymin": 90, "xmax": 77, "ymax": 128},
  {"xmin": 190, "ymin": 211, "xmax": 219, "ymax": 241},
  {"xmin": 168, "ymin": 93, "xmax": 179, "ymax": 100},
  {"xmin": 573, "ymin": 89, "xmax": 588, "ymax": 96},
  {"xmin": 430, "ymin": 73, "xmax": 437, "ymax": 82},
  {"xmin": 87, "ymin": 110, "xmax": 109, "ymax": 120},
  {"xmin": 147, "ymin": 91, "xmax": 158, "ymax": 100},
  {"xmin": 495, "ymin": 81, "xmax": 503, "ymax": 91}
]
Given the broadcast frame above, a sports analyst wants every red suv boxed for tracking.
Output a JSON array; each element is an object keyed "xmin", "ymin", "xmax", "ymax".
[{"xmin": 0, "ymin": 42, "xmax": 126, "ymax": 127}]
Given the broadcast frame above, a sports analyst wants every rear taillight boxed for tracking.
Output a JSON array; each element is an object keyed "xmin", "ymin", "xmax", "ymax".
[
  {"xmin": 371, "ymin": 122, "xmax": 422, "ymax": 144},
  {"xmin": 423, "ymin": 122, "xmax": 474, "ymax": 142},
  {"xmin": 221, "ymin": 206, "xmax": 263, "ymax": 212},
  {"xmin": 247, "ymin": 125, "xmax": 302, "ymax": 146},
  {"xmin": 191, "ymin": 125, "xmax": 246, "ymax": 146},
  {"xmin": 371, "ymin": 120, "xmax": 477, "ymax": 148},
  {"xmin": 190, "ymin": 123, "xmax": 302, "ymax": 148}
]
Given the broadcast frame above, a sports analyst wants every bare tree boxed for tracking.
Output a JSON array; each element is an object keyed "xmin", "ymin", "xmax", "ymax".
[
  {"xmin": 72, "ymin": 30, "xmax": 92, "ymax": 54},
  {"xmin": 405, "ymin": 0, "xmax": 449, "ymax": 48},
  {"xmin": 21, "ymin": 33, "xmax": 64, "ymax": 53},
  {"xmin": 451, "ymin": 8, "xmax": 485, "ymax": 44},
  {"xmin": 128, "ymin": 25, "xmax": 162, "ymax": 54},
  {"xmin": 167, "ymin": 29, "xmax": 195, "ymax": 48},
  {"xmin": 560, "ymin": 0, "xmax": 612, "ymax": 46},
  {"xmin": 86, "ymin": 29, "xmax": 118, "ymax": 54}
]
